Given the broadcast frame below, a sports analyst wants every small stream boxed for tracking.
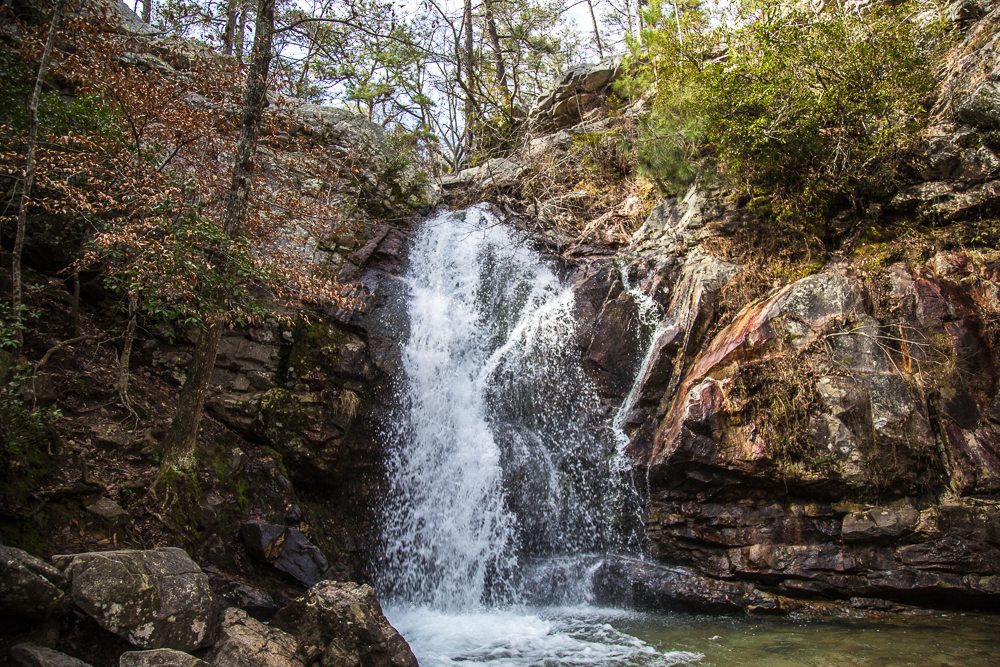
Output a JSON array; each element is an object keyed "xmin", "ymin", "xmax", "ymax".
[{"xmin": 375, "ymin": 206, "xmax": 1000, "ymax": 666}]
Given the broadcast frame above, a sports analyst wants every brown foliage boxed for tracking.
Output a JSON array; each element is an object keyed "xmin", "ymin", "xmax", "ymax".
[{"xmin": 1, "ymin": 7, "xmax": 364, "ymax": 327}]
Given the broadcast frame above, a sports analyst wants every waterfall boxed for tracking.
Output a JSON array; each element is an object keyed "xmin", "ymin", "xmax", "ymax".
[
  {"xmin": 611, "ymin": 264, "xmax": 666, "ymax": 451},
  {"xmin": 376, "ymin": 206, "xmax": 695, "ymax": 666},
  {"xmin": 379, "ymin": 206, "xmax": 641, "ymax": 610}
]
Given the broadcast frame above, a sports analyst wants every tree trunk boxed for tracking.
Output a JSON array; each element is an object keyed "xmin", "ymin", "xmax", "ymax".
[
  {"xmin": 71, "ymin": 270, "xmax": 80, "ymax": 335},
  {"xmin": 483, "ymin": 1, "xmax": 509, "ymax": 108},
  {"xmin": 223, "ymin": 0, "xmax": 238, "ymax": 56},
  {"xmin": 118, "ymin": 292, "xmax": 138, "ymax": 404},
  {"xmin": 461, "ymin": 0, "xmax": 475, "ymax": 159},
  {"xmin": 12, "ymin": 0, "xmax": 64, "ymax": 351},
  {"xmin": 236, "ymin": 10, "xmax": 246, "ymax": 63},
  {"xmin": 142, "ymin": 0, "xmax": 151, "ymax": 23},
  {"xmin": 585, "ymin": 0, "xmax": 604, "ymax": 59},
  {"xmin": 157, "ymin": 0, "xmax": 276, "ymax": 482}
]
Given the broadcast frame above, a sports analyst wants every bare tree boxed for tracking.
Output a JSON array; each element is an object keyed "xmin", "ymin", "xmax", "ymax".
[{"xmin": 12, "ymin": 0, "xmax": 66, "ymax": 349}]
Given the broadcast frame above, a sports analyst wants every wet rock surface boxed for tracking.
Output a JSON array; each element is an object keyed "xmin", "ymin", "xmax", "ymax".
[{"xmin": 271, "ymin": 581, "xmax": 417, "ymax": 667}]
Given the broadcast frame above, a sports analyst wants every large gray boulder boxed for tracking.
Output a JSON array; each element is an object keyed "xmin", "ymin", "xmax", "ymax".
[
  {"xmin": 206, "ymin": 608, "xmax": 304, "ymax": 667},
  {"xmin": 271, "ymin": 581, "xmax": 416, "ymax": 667},
  {"xmin": 9, "ymin": 644, "xmax": 91, "ymax": 667},
  {"xmin": 0, "ymin": 545, "xmax": 66, "ymax": 619},
  {"xmin": 53, "ymin": 548, "xmax": 215, "ymax": 651}
]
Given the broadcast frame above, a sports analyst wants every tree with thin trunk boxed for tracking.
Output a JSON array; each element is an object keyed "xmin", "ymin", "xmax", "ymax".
[
  {"xmin": 484, "ymin": 0, "xmax": 510, "ymax": 108},
  {"xmin": 118, "ymin": 292, "xmax": 138, "ymax": 413},
  {"xmin": 156, "ymin": 0, "xmax": 277, "ymax": 491},
  {"xmin": 12, "ymin": 0, "xmax": 65, "ymax": 351},
  {"xmin": 223, "ymin": 0, "xmax": 238, "ymax": 55},
  {"xmin": 461, "ymin": 0, "xmax": 475, "ymax": 158},
  {"xmin": 585, "ymin": 0, "xmax": 604, "ymax": 58},
  {"xmin": 142, "ymin": 0, "xmax": 151, "ymax": 24}
]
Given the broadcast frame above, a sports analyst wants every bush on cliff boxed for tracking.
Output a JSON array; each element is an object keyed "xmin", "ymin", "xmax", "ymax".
[{"xmin": 626, "ymin": 0, "xmax": 950, "ymax": 234}]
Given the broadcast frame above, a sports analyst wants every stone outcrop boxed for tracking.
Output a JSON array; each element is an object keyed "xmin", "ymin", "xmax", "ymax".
[
  {"xmin": 531, "ymin": 57, "xmax": 623, "ymax": 130},
  {"xmin": 0, "ymin": 545, "xmax": 66, "ymax": 619},
  {"xmin": 206, "ymin": 608, "xmax": 305, "ymax": 667},
  {"xmin": 291, "ymin": 103, "xmax": 436, "ymax": 216},
  {"xmin": 612, "ymin": 251, "xmax": 1000, "ymax": 611},
  {"xmin": 52, "ymin": 548, "xmax": 215, "ymax": 651},
  {"xmin": 271, "ymin": 581, "xmax": 417, "ymax": 667}
]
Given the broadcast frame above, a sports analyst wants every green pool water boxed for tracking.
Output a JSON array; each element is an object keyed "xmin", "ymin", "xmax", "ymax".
[
  {"xmin": 615, "ymin": 610, "xmax": 1000, "ymax": 667},
  {"xmin": 387, "ymin": 604, "xmax": 1000, "ymax": 666}
]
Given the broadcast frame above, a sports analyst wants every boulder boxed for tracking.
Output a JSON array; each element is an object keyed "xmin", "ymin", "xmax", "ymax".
[
  {"xmin": 271, "ymin": 581, "xmax": 417, "ymax": 667},
  {"xmin": 209, "ymin": 576, "xmax": 282, "ymax": 620},
  {"xmin": 53, "ymin": 548, "xmax": 215, "ymax": 651},
  {"xmin": 119, "ymin": 649, "xmax": 207, "ymax": 667},
  {"xmin": 85, "ymin": 497, "xmax": 127, "ymax": 522},
  {"xmin": 9, "ymin": 644, "xmax": 91, "ymax": 667},
  {"xmin": 239, "ymin": 522, "xmax": 330, "ymax": 587},
  {"xmin": 206, "ymin": 607, "xmax": 304, "ymax": 667},
  {"xmin": 531, "ymin": 57, "xmax": 622, "ymax": 129},
  {"xmin": 0, "ymin": 545, "xmax": 66, "ymax": 619}
]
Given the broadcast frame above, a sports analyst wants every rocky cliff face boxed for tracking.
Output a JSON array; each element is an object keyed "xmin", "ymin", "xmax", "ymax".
[
  {"xmin": 612, "ymin": 2, "xmax": 1000, "ymax": 613},
  {"xmin": 456, "ymin": 0, "xmax": 1000, "ymax": 614}
]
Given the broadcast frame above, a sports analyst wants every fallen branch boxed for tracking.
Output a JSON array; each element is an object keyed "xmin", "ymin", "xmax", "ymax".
[{"xmin": 34, "ymin": 334, "xmax": 97, "ymax": 371}]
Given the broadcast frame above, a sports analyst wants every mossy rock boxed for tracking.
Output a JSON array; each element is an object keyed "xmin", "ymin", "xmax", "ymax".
[{"xmin": 286, "ymin": 322, "xmax": 371, "ymax": 383}]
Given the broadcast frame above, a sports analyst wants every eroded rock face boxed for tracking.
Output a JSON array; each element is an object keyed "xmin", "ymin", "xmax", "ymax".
[
  {"xmin": 627, "ymin": 254, "xmax": 1000, "ymax": 610},
  {"xmin": 207, "ymin": 608, "xmax": 305, "ymax": 667},
  {"xmin": 53, "ymin": 548, "xmax": 215, "ymax": 651},
  {"xmin": 271, "ymin": 581, "xmax": 417, "ymax": 667},
  {"xmin": 0, "ymin": 545, "xmax": 66, "ymax": 619}
]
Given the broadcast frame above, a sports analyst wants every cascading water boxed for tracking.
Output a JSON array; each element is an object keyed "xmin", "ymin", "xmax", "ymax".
[{"xmin": 378, "ymin": 206, "xmax": 700, "ymax": 665}]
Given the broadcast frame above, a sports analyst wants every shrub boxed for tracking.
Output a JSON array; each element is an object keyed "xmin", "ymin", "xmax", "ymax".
[{"xmin": 626, "ymin": 0, "xmax": 950, "ymax": 232}]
